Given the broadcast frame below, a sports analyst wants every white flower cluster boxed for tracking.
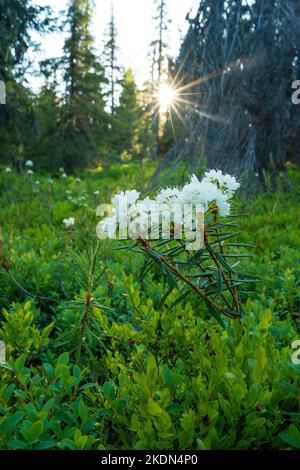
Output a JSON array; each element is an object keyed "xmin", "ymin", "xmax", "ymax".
[{"xmin": 98, "ymin": 170, "xmax": 240, "ymax": 239}]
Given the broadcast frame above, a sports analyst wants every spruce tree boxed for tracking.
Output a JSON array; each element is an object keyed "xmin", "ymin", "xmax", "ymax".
[
  {"xmin": 114, "ymin": 69, "xmax": 140, "ymax": 157},
  {"xmin": 150, "ymin": 0, "xmax": 170, "ymax": 84},
  {"xmin": 0, "ymin": 0, "xmax": 51, "ymax": 81},
  {"xmin": 61, "ymin": 0, "xmax": 108, "ymax": 171},
  {"xmin": 149, "ymin": 0, "xmax": 170, "ymax": 158},
  {"xmin": 103, "ymin": 4, "xmax": 120, "ymax": 115},
  {"xmin": 0, "ymin": 0, "xmax": 52, "ymax": 166}
]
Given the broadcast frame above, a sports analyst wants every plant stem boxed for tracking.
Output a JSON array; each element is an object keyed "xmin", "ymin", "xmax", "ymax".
[{"xmin": 137, "ymin": 238, "xmax": 241, "ymax": 319}]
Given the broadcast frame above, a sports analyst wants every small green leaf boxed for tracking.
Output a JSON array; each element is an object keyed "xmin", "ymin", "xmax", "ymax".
[
  {"xmin": 21, "ymin": 420, "xmax": 44, "ymax": 444},
  {"xmin": 57, "ymin": 352, "xmax": 69, "ymax": 365}
]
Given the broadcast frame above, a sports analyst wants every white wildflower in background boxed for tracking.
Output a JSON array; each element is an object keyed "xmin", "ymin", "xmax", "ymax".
[
  {"xmin": 94, "ymin": 190, "xmax": 100, "ymax": 196},
  {"xmin": 5, "ymin": 167, "xmax": 12, "ymax": 173},
  {"xmin": 63, "ymin": 217, "xmax": 75, "ymax": 228},
  {"xmin": 25, "ymin": 160, "xmax": 33, "ymax": 167},
  {"xmin": 27, "ymin": 169, "xmax": 34, "ymax": 175},
  {"xmin": 62, "ymin": 173, "xmax": 67, "ymax": 179},
  {"xmin": 35, "ymin": 181, "xmax": 40, "ymax": 185}
]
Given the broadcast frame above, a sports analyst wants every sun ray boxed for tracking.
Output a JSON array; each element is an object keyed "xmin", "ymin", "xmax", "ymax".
[
  {"xmin": 170, "ymin": 103, "xmax": 187, "ymax": 127},
  {"xmin": 148, "ymin": 55, "xmax": 253, "ymax": 134},
  {"xmin": 168, "ymin": 108, "xmax": 176, "ymax": 137}
]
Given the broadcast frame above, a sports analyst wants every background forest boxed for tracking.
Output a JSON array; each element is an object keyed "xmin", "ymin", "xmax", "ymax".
[
  {"xmin": 0, "ymin": 0, "xmax": 300, "ymax": 453},
  {"xmin": 1, "ymin": 0, "xmax": 300, "ymax": 176}
]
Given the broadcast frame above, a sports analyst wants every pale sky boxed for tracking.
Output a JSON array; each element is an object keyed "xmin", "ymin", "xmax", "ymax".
[{"xmin": 30, "ymin": 0, "xmax": 198, "ymax": 90}]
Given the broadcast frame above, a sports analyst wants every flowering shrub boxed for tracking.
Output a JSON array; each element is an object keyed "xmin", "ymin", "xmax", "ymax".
[
  {"xmin": 100, "ymin": 170, "xmax": 256, "ymax": 323},
  {"xmin": 99, "ymin": 170, "xmax": 240, "ymax": 237}
]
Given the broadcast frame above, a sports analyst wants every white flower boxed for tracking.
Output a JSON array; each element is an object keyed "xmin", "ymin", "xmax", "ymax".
[
  {"xmin": 35, "ymin": 180, "xmax": 40, "ymax": 185},
  {"xmin": 180, "ymin": 177, "xmax": 221, "ymax": 210},
  {"xmin": 98, "ymin": 216, "xmax": 117, "ymax": 238},
  {"xmin": 111, "ymin": 189, "xmax": 140, "ymax": 207},
  {"xmin": 59, "ymin": 167, "xmax": 64, "ymax": 173},
  {"xmin": 128, "ymin": 212, "xmax": 149, "ymax": 239},
  {"xmin": 98, "ymin": 169, "xmax": 240, "ymax": 241},
  {"xmin": 215, "ymin": 192, "xmax": 231, "ymax": 217},
  {"xmin": 128, "ymin": 199, "xmax": 151, "ymax": 218},
  {"xmin": 203, "ymin": 169, "xmax": 240, "ymax": 195},
  {"xmin": 94, "ymin": 190, "xmax": 100, "ymax": 195},
  {"xmin": 5, "ymin": 167, "xmax": 12, "ymax": 173},
  {"xmin": 63, "ymin": 217, "xmax": 75, "ymax": 228},
  {"xmin": 156, "ymin": 187, "xmax": 181, "ymax": 206},
  {"xmin": 62, "ymin": 173, "xmax": 67, "ymax": 178},
  {"xmin": 178, "ymin": 172, "xmax": 237, "ymax": 216},
  {"xmin": 25, "ymin": 160, "xmax": 33, "ymax": 167},
  {"xmin": 27, "ymin": 169, "xmax": 34, "ymax": 175},
  {"xmin": 66, "ymin": 190, "xmax": 72, "ymax": 195}
]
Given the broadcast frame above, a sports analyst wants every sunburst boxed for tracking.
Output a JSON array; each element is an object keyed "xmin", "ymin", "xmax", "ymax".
[{"xmin": 148, "ymin": 56, "xmax": 250, "ymax": 135}]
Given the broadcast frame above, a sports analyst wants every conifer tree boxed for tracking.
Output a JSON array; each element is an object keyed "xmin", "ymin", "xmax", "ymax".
[
  {"xmin": 61, "ymin": 0, "xmax": 108, "ymax": 171},
  {"xmin": 150, "ymin": 0, "xmax": 170, "ymax": 85},
  {"xmin": 150, "ymin": 0, "xmax": 170, "ymax": 157},
  {"xmin": 0, "ymin": 0, "xmax": 52, "ymax": 166},
  {"xmin": 103, "ymin": 4, "xmax": 120, "ymax": 114},
  {"xmin": 114, "ymin": 69, "xmax": 140, "ymax": 157}
]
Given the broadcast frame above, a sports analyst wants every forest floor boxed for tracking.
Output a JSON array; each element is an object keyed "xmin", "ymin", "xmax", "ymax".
[{"xmin": 0, "ymin": 162, "xmax": 299, "ymax": 450}]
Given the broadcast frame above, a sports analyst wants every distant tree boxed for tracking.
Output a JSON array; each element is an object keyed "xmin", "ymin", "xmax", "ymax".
[
  {"xmin": 0, "ymin": 83, "xmax": 36, "ymax": 169},
  {"xmin": 0, "ymin": 0, "xmax": 53, "ymax": 166},
  {"xmin": 149, "ymin": 0, "xmax": 171, "ymax": 158},
  {"xmin": 138, "ymin": 89, "xmax": 159, "ymax": 160},
  {"xmin": 103, "ymin": 4, "xmax": 121, "ymax": 114},
  {"xmin": 0, "ymin": 0, "xmax": 52, "ymax": 81},
  {"xmin": 150, "ymin": 0, "xmax": 170, "ymax": 85},
  {"xmin": 32, "ymin": 85, "xmax": 62, "ymax": 171},
  {"xmin": 60, "ymin": 0, "xmax": 108, "ymax": 171},
  {"xmin": 113, "ymin": 69, "xmax": 141, "ymax": 157}
]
